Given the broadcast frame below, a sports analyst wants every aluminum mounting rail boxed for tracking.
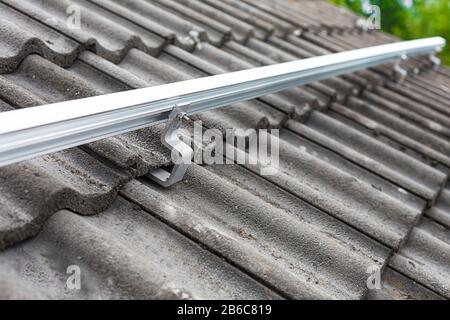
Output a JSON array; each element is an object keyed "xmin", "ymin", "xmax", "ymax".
[{"xmin": 0, "ymin": 36, "xmax": 445, "ymax": 169}]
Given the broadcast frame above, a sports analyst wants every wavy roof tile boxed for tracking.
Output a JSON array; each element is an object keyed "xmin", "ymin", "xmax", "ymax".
[{"xmin": 0, "ymin": 0, "xmax": 448, "ymax": 300}]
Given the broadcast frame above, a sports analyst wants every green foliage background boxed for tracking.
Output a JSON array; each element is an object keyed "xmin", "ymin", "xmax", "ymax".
[{"xmin": 329, "ymin": 0, "xmax": 450, "ymax": 65}]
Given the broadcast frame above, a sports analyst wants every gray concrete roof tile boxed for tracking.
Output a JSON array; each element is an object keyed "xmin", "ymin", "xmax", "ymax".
[
  {"xmin": 241, "ymin": 131, "xmax": 425, "ymax": 249},
  {"xmin": 179, "ymin": 0, "xmax": 256, "ymax": 43},
  {"xmin": 3, "ymin": 0, "xmax": 168, "ymax": 63},
  {"xmin": 0, "ymin": 197, "xmax": 281, "ymax": 299},
  {"xmin": 0, "ymin": 148, "xmax": 128, "ymax": 250},
  {"xmin": 287, "ymin": 111, "xmax": 447, "ymax": 202},
  {"xmin": 366, "ymin": 267, "xmax": 445, "ymax": 300},
  {"xmin": 332, "ymin": 100, "xmax": 450, "ymax": 168},
  {"xmin": 122, "ymin": 167, "xmax": 390, "ymax": 299},
  {"xmin": 0, "ymin": 2, "xmax": 80, "ymax": 73},
  {"xmin": 375, "ymin": 86, "xmax": 450, "ymax": 132},
  {"xmin": 389, "ymin": 218, "xmax": 450, "ymax": 298},
  {"xmin": 426, "ymin": 187, "xmax": 450, "ymax": 229},
  {"xmin": 362, "ymin": 90, "xmax": 450, "ymax": 137},
  {"xmin": 0, "ymin": 0, "xmax": 448, "ymax": 300}
]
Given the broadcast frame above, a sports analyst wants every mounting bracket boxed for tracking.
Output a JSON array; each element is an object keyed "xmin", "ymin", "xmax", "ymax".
[
  {"xmin": 429, "ymin": 53, "xmax": 441, "ymax": 70},
  {"xmin": 393, "ymin": 54, "xmax": 408, "ymax": 84},
  {"xmin": 147, "ymin": 104, "xmax": 193, "ymax": 187}
]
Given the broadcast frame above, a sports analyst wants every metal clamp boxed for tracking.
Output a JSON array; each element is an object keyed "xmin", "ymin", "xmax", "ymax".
[
  {"xmin": 393, "ymin": 54, "xmax": 408, "ymax": 84},
  {"xmin": 147, "ymin": 104, "xmax": 193, "ymax": 187}
]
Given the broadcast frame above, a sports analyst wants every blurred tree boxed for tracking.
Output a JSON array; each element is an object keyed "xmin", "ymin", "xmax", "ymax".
[{"xmin": 329, "ymin": 0, "xmax": 450, "ymax": 65}]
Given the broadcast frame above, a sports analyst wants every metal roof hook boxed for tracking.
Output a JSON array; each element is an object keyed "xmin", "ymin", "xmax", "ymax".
[
  {"xmin": 293, "ymin": 29, "xmax": 302, "ymax": 37},
  {"xmin": 189, "ymin": 30, "xmax": 203, "ymax": 50},
  {"xmin": 147, "ymin": 104, "xmax": 193, "ymax": 187},
  {"xmin": 393, "ymin": 54, "xmax": 408, "ymax": 84},
  {"xmin": 429, "ymin": 53, "xmax": 441, "ymax": 70}
]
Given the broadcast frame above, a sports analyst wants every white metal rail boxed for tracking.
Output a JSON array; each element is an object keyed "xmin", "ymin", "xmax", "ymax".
[{"xmin": 0, "ymin": 37, "xmax": 445, "ymax": 168}]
